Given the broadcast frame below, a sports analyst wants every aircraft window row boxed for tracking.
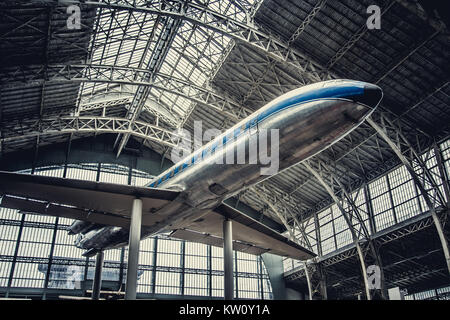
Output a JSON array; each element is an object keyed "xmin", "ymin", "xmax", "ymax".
[{"xmin": 149, "ymin": 119, "xmax": 257, "ymax": 188}]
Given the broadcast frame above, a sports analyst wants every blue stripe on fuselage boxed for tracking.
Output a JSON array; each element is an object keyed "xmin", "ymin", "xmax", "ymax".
[
  {"xmin": 149, "ymin": 84, "xmax": 365, "ymax": 187},
  {"xmin": 256, "ymin": 84, "xmax": 365, "ymax": 123}
]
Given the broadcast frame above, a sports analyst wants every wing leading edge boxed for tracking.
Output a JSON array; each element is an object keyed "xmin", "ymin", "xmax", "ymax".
[
  {"xmin": 0, "ymin": 170, "xmax": 178, "ymax": 228},
  {"xmin": 0, "ymin": 171, "xmax": 315, "ymax": 260},
  {"xmin": 170, "ymin": 203, "xmax": 316, "ymax": 260}
]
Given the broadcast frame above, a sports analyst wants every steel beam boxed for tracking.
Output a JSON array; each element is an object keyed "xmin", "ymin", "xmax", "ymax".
[
  {"xmin": 223, "ymin": 219, "xmax": 234, "ymax": 300},
  {"xmin": 252, "ymin": 184, "xmax": 326, "ymax": 300},
  {"xmin": 78, "ymin": 91, "xmax": 180, "ymax": 128},
  {"xmin": 433, "ymin": 143, "xmax": 450, "ymax": 206},
  {"xmin": 125, "ymin": 198, "xmax": 143, "ymax": 300},
  {"xmin": 302, "ymin": 211, "xmax": 328, "ymax": 300},
  {"xmin": 303, "ymin": 259, "xmax": 327, "ymax": 300},
  {"xmin": 284, "ymin": 208, "xmax": 441, "ymax": 296},
  {"xmin": 325, "ymin": 1, "xmax": 396, "ymax": 70},
  {"xmin": 252, "ymin": 183, "xmax": 315, "ymax": 253},
  {"xmin": 368, "ymin": 117, "xmax": 450, "ymax": 276},
  {"xmin": 115, "ymin": 4, "xmax": 184, "ymax": 157},
  {"xmin": 5, "ymin": 213, "xmax": 25, "ymax": 298},
  {"xmin": 0, "ymin": 116, "xmax": 187, "ymax": 151},
  {"xmin": 287, "ymin": 0, "xmax": 327, "ymax": 47},
  {"xmin": 263, "ymin": 84, "xmax": 449, "ymax": 221},
  {"xmin": 395, "ymin": 0, "xmax": 449, "ymax": 32},
  {"xmin": 17, "ymin": 0, "xmax": 332, "ymax": 82},
  {"xmin": 304, "ymin": 160, "xmax": 387, "ymax": 300},
  {"xmin": 3, "ymin": 64, "xmax": 254, "ymax": 123},
  {"xmin": 255, "ymin": 188, "xmax": 296, "ymax": 241}
]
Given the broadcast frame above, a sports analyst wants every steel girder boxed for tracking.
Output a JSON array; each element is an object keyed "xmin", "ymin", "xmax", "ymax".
[
  {"xmin": 242, "ymin": 179, "xmax": 324, "ymax": 300},
  {"xmin": 2, "ymin": 64, "xmax": 253, "ymax": 125},
  {"xmin": 178, "ymin": 34, "xmax": 239, "ymax": 128},
  {"xmin": 368, "ymin": 115, "xmax": 446, "ymax": 207},
  {"xmin": 325, "ymin": 0, "xmax": 396, "ymax": 71},
  {"xmin": 304, "ymin": 159, "xmax": 388, "ymax": 300},
  {"xmin": 394, "ymin": 0, "xmax": 450, "ymax": 32},
  {"xmin": 289, "ymin": 114, "xmax": 442, "ymax": 220},
  {"xmin": 244, "ymin": 182, "xmax": 327, "ymax": 300},
  {"xmin": 285, "ymin": 207, "xmax": 445, "ymax": 297},
  {"xmin": 304, "ymin": 209, "xmax": 328, "ymax": 300},
  {"xmin": 433, "ymin": 143, "xmax": 450, "ymax": 208},
  {"xmin": 286, "ymin": 0, "xmax": 327, "ymax": 47},
  {"xmin": 367, "ymin": 115, "xmax": 450, "ymax": 276},
  {"xmin": 16, "ymin": 0, "xmax": 332, "ymax": 82},
  {"xmin": 289, "ymin": 83, "xmax": 448, "ymax": 217},
  {"xmin": 1, "ymin": 0, "xmax": 331, "ymax": 157},
  {"xmin": 79, "ymin": 97, "xmax": 132, "ymax": 113},
  {"xmin": 254, "ymin": 188, "xmax": 296, "ymax": 241},
  {"xmin": 114, "ymin": 2, "xmax": 184, "ymax": 158},
  {"xmin": 303, "ymin": 260, "xmax": 327, "ymax": 300},
  {"xmin": 291, "ymin": 85, "xmax": 450, "ymax": 217},
  {"xmin": 377, "ymin": 214, "xmax": 435, "ymax": 245},
  {"xmin": 78, "ymin": 94, "xmax": 180, "ymax": 128},
  {"xmin": 250, "ymin": 183, "xmax": 315, "ymax": 250},
  {"xmin": 249, "ymin": 182, "xmax": 330, "ymax": 300},
  {"xmin": 0, "ymin": 116, "xmax": 186, "ymax": 150}
]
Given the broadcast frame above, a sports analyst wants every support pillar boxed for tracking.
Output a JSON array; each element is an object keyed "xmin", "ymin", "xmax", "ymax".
[
  {"xmin": 356, "ymin": 242, "xmax": 370, "ymax": 300},
  {"xmin": 304, "ymin": 262, "xmax": 313, "ymax": 300},
  {"xmin": 125, "ymin": 198, "xmax": 143, "ymax": 300},
  {"xmin": 92, "ymin": 251, "xmax": 104, "ymax": 300},
  {"xmin": 43, "ymin": 217, "xmax": 59, "ymax": 300},
  {"xmin": 118, "ymin": 248, "xmax": 125, "ymax": 291},
  {"xmin": 261, "ymin": 253, "xmax": 287, "ymax": 300},
  {"xmin": 223, "ymin": 219, "xmax": 234, "ymax": 300}
]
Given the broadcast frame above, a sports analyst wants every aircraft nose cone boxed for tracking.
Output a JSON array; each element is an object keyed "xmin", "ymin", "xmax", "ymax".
[{"xmin": 356, "ymin": 83, "xmax": 383, "ymax": 108}]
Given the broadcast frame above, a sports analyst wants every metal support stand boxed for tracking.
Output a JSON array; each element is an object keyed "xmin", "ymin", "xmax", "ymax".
[
  {"xmin": 223, "ymin": 219, "xmax": 234, "ymax": 300},
  {"xmin": 125, "ymin": 198, "xmax": 143, "ymax": 300},
  {"xmin": 92, "ymin": 251, "xmax": 104, "ymax": 300}
]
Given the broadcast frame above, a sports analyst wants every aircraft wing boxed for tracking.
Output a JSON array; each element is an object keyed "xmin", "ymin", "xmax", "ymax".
[
  {"xmin": 169, "ymin": 203, "xmax": 316, "ymax": 260},
  {"xmin": 0, "ymin": 170, "xmax": 178, "ymax": 228},
  {"xmin": 0, "ymin": 170, "xmax": 315, "ymax": 260}
]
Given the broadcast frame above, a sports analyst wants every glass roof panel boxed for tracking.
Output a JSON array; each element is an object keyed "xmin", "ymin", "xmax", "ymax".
[{"xmin": 78, "ymin": 0, "xmax": 257, "ymax": 126}]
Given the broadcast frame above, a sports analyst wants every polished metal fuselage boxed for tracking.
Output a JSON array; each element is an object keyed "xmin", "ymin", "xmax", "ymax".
[{"xmin": 74, "ymin": 81, "xmax": 377, "ymax": 253}]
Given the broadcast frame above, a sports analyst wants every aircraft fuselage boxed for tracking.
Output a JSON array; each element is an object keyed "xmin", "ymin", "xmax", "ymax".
[{"xmin": 73, "ymin": 79, "xmax": 382, "ymax": 254}]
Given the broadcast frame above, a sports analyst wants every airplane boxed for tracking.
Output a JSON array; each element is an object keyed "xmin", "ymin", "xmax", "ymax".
[{"xmin": 0, "ymin": 79, "xmax": 382, "ymax": 262}]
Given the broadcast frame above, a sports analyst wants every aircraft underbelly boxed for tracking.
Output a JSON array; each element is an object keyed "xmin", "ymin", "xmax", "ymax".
[
  {"xmin": 166, "ymin": 99, "xmax": 369, "ymax": 206},
  {"xmin": 77, "ymin": 99, "xmax": 371, "ymax": 252}
]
